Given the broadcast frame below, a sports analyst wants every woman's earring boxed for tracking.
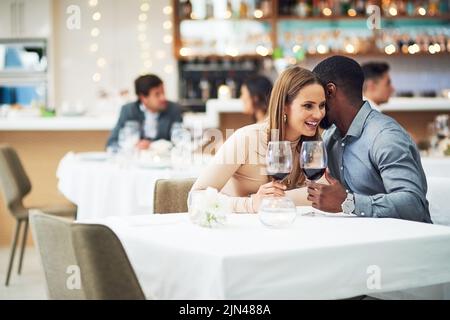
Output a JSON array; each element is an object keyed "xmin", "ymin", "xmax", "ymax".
[{"xmin": 283, "ymin": 114, "xmax": 287, "ymax": 123}]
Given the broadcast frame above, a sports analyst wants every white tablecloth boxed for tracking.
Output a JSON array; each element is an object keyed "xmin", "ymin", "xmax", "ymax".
[
  {"xmin": 421, "ymin": 157, "xmax": 450, "ymax": 178},
  {"xmin": 57, "ymin": 153, "xmax": 203, "ymax": 220},
  {"xmin": 86, "ymin": 211, "xmax": 450, "ymax": 300}
]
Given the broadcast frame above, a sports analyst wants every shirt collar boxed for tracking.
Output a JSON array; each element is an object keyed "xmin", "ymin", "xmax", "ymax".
[
  {"xmin": 363, "ymin": 97, "xmax": 381, "ymax": 112},
  {"xmin": 345, "ymin": 101, "xmax": 373, "ymax": 139},
  {"xmin": 139, "ymin": 103, "xmax": 159, "ymax": 116}
]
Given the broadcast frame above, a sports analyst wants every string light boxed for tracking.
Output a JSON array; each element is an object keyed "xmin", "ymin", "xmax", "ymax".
[
  {"xmin": 163, "ymin": 6, "xmax": 173, "ymax": 15},
  {"xmin": 97, "ymin": 57, "xmax": 107, "ymax": 68},
  {"xmin": 90, "ymin": 28, "xmax": 100, "ymax": 37},
  {"xmin": 89, "ymin": 1, "xmax": 102, "ymax": 83},
  {"xmin": 138, "ymin": 1, "xmax": 151, "ymax": 72},
  {"xmin": 163, "ymin": 21, "xmax": 172, "ymax": 30},
  {"xmin": 163, "ymin": 35, "xmax": 173, "ymax": 44},
  {"xmin": 92, "ymin": 12, "xmax": 101, "ymax": 21}
]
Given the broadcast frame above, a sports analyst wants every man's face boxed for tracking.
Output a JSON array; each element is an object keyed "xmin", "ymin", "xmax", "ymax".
[
  {"xmin": 140, "ymin": 84, "xmax": 167, "ymax": 112},
  {"xmin": 366, "ymin": 72, "xmax": 395, "ymax": 105}
]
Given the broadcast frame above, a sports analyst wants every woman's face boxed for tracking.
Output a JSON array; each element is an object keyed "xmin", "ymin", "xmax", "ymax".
[
  {"xmin": 285, "ymin": 83, "xmax": 326, "ymax": 137},
  {"xmin": 240, "ymin": 85, "xmax": 254, "ymax": 115}
]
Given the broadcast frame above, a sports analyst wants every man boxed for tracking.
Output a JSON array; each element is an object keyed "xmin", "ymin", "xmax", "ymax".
[
  {"xmin": 107, "ymin": 74, "xmax": 182, "ymax": 149},
  {"xmin": 308, "ymin": 56, "xmax": 431, "ymax": 223},
  {"xmin": 361, "ymin": 62, "xmax": 395, "ymax": 111}
]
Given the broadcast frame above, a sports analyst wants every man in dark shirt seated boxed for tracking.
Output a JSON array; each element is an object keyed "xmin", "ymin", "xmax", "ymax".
[{"xmin": 106, "ymin": 74, "xmax": 182, "ymax": 150}]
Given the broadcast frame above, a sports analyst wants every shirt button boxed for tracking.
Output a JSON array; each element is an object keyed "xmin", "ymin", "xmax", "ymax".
[
  {"xmin": 340, "ymin": 166, "xmax": 344, "ymax": 171},
  {"xmin": 341, "ymin": 143, "xmax": 345, "ymax": 147}
]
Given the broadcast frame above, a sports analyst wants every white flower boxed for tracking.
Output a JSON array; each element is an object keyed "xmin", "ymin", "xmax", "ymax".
[{"xmin": 189, "ymin": 187, "xmax": 230, "ymax": 228}]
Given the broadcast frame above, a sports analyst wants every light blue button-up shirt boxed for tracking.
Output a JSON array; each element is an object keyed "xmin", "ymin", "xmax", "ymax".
[{"xmin": 323, "ymin": 101, "xmax": 432, "ymax": 223}]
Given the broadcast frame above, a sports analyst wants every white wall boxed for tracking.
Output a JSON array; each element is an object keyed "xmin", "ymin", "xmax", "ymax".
[{"xmin": 53, "ymin": 0, "xmax": 178, "ymax": 114}]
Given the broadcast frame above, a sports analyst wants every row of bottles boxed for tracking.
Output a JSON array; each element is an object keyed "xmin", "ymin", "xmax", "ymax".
[
  {"xmin": 278, "ymin": 0, "xmax": 450, "ymax": 17},
  {"xmin": 178, "ymin": 0, "xmax": 272, "ymax": 20},
  {"xmin": 179, "ymin": 58, "xmax": 263, "ymax": 102}
]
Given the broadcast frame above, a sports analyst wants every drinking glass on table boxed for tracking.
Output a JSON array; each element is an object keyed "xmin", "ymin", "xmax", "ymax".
[{"xmin": 118, "ymin": 121, "xmax": 140, "ymax": 157}]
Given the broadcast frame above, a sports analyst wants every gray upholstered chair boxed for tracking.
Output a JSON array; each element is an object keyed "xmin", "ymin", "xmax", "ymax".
[
  {"xmin": 153, "ymin": 178, "xmax": 196, "ymax": 214},
  {"xmin": 0, "ymin": 145, "xmax": 76, "ymax": 286},
  {"xmin": 29, "ymin": 212, "xmax": 85, "ymax": 300},
  {"xmin": 71, "ymin": 223, "xmax": 145, "ymax": 300}
]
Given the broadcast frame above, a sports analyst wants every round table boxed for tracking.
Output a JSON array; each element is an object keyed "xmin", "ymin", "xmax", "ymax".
[{"xmin": 57, "ymin": 152, "xmax": 205, "ymax": 221}]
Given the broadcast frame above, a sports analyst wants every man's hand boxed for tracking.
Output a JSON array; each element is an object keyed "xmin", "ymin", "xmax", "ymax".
[
  {"xmin": 137, "ymin": 139, "xmax": 151, "ymax": 150},
  {"xmin": 306, "ymin": 170, "xmax": 347, "ymax": 213}
]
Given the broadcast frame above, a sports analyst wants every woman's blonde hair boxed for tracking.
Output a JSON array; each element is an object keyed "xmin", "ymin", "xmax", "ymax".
[{"xmin": 267, "ymin": 65, "xmax": 324, "ymax": 188}]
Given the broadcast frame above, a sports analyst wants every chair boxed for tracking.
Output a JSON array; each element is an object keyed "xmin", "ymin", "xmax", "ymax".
[
  {"xmin": 0, "ymin": 145, "xmax": 76, "ymax": 286},
  {"xmin": 153, "ymin": 178, "xmax": 196, "ymax": 214},
  {"xmin": 29, "ymin": 212, "xmax": 85, "ymax": 299},
  {"xmin": 71, "ymin": 223, "xmax": 146, "ymax": 300}
]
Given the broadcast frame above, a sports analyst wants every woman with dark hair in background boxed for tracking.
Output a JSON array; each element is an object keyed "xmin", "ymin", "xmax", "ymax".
[{"xmin": 240, "ymin": 75, "xmax": 273, "ymax": 123}]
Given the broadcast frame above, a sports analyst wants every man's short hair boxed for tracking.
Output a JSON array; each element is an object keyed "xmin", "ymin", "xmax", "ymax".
[
  {"xmin": 135, "ymin": 74, "xmax": 163, "ymax": 96},
  {"xmin": 362, "ymin": 62, "xmax": 390, "ymax": 82},
  {"xmin": 312, "ymin": 55, "xmax": 364, "ymax": 102}
]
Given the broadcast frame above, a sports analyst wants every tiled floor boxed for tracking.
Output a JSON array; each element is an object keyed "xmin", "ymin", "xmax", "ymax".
[{"xmin": 0, "ymin": 247, "xmax": 47, "ymax": 300}]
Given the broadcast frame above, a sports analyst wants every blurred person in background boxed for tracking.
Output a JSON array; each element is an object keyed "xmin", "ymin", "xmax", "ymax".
[
  {"xmin": 361, "ymin": 62, "xmax": 395, "ymax": 111},
  {"xmin": 106, "ymin": 74, "xmax": 182, "ymax": 150},
  {"xmin": 240, "ymin": 75, "xmax": 273, "ymax": 123}
]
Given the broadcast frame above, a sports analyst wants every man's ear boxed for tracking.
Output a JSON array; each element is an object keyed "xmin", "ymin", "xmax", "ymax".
[{"xmin": 326, "ymin": 83, "xmax": 336, "ymax": 98}]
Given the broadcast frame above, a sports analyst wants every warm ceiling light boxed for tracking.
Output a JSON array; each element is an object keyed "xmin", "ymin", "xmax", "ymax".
[
  {"xmin": 322, "ymin": 8, "xmax": 332, "ymax": 16},
  {"xmin": 347, "ymin": 9, "xmax": 357, "ymax": 17},
  {"xmin": 254, "ymin": 9, "xmax": 263, "ymax": 19},
  {"xmin": 384, "ymin": 44, "xmax": 396, "ymax": 55},
  {"xmin": 389, "ymin": 7, "xmax": 398, "ymax": 16},
  {"xmin": 317, "ymin": 44, "xmax": 328, "ymax": 54},
  {"xmin": 345, "ymin": 44, "xmax": 355, "ymax": 54}
]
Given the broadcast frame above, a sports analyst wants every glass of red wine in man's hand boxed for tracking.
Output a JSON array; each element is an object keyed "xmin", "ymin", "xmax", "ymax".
[
  {"xmin": 300, "ymin": 141, "xmax": 327, "ymax": 181},
  {"xmin": 300, "ymin": 141, "xmax": 328, "ymax": 215}
]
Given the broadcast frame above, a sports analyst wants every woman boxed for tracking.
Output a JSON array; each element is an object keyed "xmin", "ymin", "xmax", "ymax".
[
  {"xmin": 192, "ymin": 66, "xmax": 326, "ymax": 213},
  {"xmin": 240, "ymin": 75, "xmax": 273, "ymax": 123}
]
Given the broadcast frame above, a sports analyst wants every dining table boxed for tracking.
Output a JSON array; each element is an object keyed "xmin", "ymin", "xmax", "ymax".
[
  {"xmin": 82, "ymin": 208, "xmax": 450, "ymax": 300},
  {"xmin": 57, "ymin": 153, "xmax": 450, "ymax": 225},
  {"xmin": 57, "ymin": 151, "xmax": 208, "ymax": 220}
]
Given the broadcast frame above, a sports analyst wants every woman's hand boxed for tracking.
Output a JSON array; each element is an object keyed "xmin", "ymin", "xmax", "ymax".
[{"xmin": 252, "ymin": 181, "xmax": 287, "ymax": 212}]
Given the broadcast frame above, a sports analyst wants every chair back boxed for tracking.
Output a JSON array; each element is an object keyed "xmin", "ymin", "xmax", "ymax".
[{"xmin": 153, "ymin": 178, "xmax": 196, "ymax": 213}]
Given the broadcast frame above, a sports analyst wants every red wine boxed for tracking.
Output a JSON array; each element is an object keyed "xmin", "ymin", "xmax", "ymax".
[
  {"xmin": 268, "ymin": 172, "xmax": 289, "ymax": 181},
  {"xmin": 303, "ymin": 168, "xmax": 325, "ymax": 181}
]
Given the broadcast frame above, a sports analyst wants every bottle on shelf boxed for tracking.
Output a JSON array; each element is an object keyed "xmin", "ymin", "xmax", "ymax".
[
  {"xmin": 240, "ymin": 0, "xmax": 249, "ymax": 18},
  {"xmin": 205, "ymin": 0, "xmax": 214, "ymax": 19},
  {"xmin": 199, "ymin": 73, "xmax": 210, "ymax": 101},
  {"xmin": 226, "ymin": 72, "xmax": 237, "ymax": 98}
]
